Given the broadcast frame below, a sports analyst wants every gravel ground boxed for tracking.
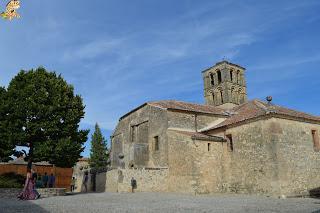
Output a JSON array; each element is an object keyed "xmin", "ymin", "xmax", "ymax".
[{"xmin": 1, "ymin": 192, "xmax": 320, "ymax": 213}]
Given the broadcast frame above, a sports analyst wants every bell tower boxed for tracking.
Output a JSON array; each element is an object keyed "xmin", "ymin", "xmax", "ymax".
[{"xmin": 202, "ymin": 60, "xmax": 247, "ymax": 109}]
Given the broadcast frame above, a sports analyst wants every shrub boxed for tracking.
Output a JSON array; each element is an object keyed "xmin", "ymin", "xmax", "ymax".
[{"xmin": 0, "ymin": 173, "xmax": 25, "ymax": 188}]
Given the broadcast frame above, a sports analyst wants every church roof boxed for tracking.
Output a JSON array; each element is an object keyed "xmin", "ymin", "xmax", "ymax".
[
  {"xmin": 119, "ymin": 100, "xmax": 227, "ymax": 121},
  {"xmin": 148, "ymin": 100, "xmax": 227, "ymax": 115},
  {"xmin": 204, "ymin": 99, "xmax": 320, "ymax": 131}
]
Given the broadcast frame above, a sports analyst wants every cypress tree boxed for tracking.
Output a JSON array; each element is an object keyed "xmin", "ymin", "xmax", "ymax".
[{"xmin": 89, "ymin": 123, "xmax": 109, "ymax": 170}]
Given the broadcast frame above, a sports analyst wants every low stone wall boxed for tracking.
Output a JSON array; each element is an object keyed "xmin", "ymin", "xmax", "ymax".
[
  {"xmin": 105, "ymin": 168, "xmax": 169, "ymax": 193},
  {"xmin": 37, "ymin": 188, "xmax": 66, "ymax": 198}
]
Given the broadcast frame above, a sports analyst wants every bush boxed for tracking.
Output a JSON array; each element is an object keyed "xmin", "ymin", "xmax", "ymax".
[{"xmin": 0, "ymin": 173, "xmax": 25, "ymax": 188}]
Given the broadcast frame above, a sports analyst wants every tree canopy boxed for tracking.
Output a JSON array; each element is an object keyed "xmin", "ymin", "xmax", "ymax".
[
  {"xmin": 0, "ymin": 86, "xmax": 15, "ymax": 162},
  {"xmin": 3, "ymin": 67, "xmax": 89, "ymax": 167},
  {"xmin": 89, "ymin": 123, "xmax": 109, "ymax": 170}
]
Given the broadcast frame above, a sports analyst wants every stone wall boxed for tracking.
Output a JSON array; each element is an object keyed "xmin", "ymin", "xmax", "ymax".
[
  {"xmin": 105, "ymin": 168, "xmax": 169, "ymax": 193},
  {"xmin": 223, "ymin": 119, "xmax": 280, "ymax": 195},
  {"xmin": 111, "ymin": 105, "xmax": 169, "ymax": 168},
  {"xmin": 167, "ymin": 130, "xmax": 227, "ymax": 194},
  {"xmin": 273, "ymin": 118, "xmax": 320, "ymax": 196},
  {"xmin": 73, "ymin": 170, "xmax": 93, "ymax": 193},
  {"xmin": 37, "ymin": 188, "xmax": 66, "ymax": 198},
  {"xmin": 167, "ymin": 111, "xmax": 223, "ymax": 132},
  {"xmin": 207, "ymin": 117, "xmax": 320, "ymax": 196}
]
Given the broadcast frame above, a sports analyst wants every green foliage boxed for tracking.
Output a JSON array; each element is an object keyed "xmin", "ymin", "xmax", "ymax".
[
  {"xmin": 4, "ymin": 67, "xmax": 89, "ymax": 167},
  {"xmin": 89, "ymin": 123, "xmax": 109, "ymax": 169},
  {"xmin": 0, "ymin": 87, "xmax": 15, "ymax": 162},
  {"xmin": 0, "ymin": 173, "xmax": 25, "ymax": 188}
]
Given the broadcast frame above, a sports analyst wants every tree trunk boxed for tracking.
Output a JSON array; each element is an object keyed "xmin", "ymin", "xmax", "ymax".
[{"xmin": 27, "ymin": 142, "xmax": 33, "ymax": 170}]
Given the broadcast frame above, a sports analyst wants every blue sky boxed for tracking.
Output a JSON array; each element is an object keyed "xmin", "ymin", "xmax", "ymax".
[{"xmin": 1, "ymin": 0, "xmax": 320, "ymax": 157}]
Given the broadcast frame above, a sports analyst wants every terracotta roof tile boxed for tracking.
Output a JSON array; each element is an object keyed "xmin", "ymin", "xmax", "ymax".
[
  {"xmin": 148, "ymin": 100, "xmax": 226, "ymax": 115},
  {"xmin": 206, "ymin": 99, "xmax": 320, "ymax": 130}
]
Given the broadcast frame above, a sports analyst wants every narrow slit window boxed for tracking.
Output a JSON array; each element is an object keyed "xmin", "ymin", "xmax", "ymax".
[
  {"xmin": 208, "ymin": 143, "xmax": 211, "ymax": 152},
  {"xmin": 154, "ymin": 136, "xmax": 159, "ymax": 151},
  {"xmin": 312, "ymin": 130, "xmax": 320, "ymax": 152},
  {"xmin": 220, "ymin": 91, "xmax": 224, "ymax": 104}
]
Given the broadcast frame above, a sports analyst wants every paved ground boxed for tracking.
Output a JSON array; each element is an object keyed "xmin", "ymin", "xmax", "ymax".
[{"xmin": 1, "ymin": 191, "xmax": 320, "ymax": 213}]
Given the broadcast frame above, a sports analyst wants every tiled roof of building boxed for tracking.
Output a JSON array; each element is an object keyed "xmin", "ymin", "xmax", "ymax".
[
  {"xmin": 148, "ymin": 100, "xmax": 227, "ymax": 115},
  {"xmin": 205, "ymin": 99, "xmax": 320, "ymax": 130},
  {"xmin": 168, "ymin": 129, "xmax": 226, "ymax": 142}
]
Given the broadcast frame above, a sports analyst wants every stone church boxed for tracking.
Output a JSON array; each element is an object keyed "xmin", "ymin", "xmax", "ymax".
[{"xmin": 107, "ymin": 60, "xmax": 320, "ymax": 196}]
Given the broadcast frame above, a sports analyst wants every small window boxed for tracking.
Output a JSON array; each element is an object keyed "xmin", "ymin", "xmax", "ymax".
[
  {"xmin": 210, "ymin": 73, "xmax": 215, "ymax": 86},
  {"xmin": 217, "ymin": 70, "xmax": 222, "ymax": 83},
  {"xmin": 154, "ymin": 136, "xmax": 159, "ymax": 151},
  {"xmin": 226, "ymin": 134, "xmax": 233, "ymax": 152},
  {"xmin": 312, "ymin": 130, "xmax": 320, "ymax": 152},
  {"xmin": 230, "ymin": 70, "xmax": 233, "ymax": 82},
  {"xmin": 208, "ymin": 143, "xmax": 211, "ymax": 151}
]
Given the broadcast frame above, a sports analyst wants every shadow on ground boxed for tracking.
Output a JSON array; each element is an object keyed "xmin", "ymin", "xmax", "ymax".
[
  {"xmin": 1, "ymin": 199, "xmax": 49, "ymax": 213},
  {"xmin": 0, "ymin": 189, "xmax": 49, "ymax": 213}
]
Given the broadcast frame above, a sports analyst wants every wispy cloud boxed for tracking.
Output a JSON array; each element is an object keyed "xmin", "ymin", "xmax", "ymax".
[{"xmin": 1, "ymin": 0, "xmax": 320, "ymax": 156}]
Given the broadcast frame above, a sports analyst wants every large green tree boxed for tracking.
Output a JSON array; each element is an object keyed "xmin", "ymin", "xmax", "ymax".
[
  {"xmin": 0, "ymin": 87, "xmax": 15, "ymax": 162},
  {"xmin": 5, "ymin": 67, "xmax": 89, "ymax": 168},
  {"xmin": 89, "ymin": 123, "xmax": 109, "ymax": 169}
]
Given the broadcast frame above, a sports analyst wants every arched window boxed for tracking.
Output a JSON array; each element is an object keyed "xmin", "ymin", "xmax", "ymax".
[
  {"xmin": 230, "ymin": 70, "xmax": 233, "ymax": 82},
  {"xmin": 210, "ymin": 73, "xmax": 214, "ymax": 86},
  {"xmin": 217, "ymin": 70, "xmax": 222, "ymax": 84},
  {"xmin": 237, "ymin": 70, "xmax": 240, "ymax": 84}
]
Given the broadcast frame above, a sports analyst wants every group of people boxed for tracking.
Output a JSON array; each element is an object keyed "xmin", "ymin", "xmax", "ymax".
[
  {"xmin": 17, "ymin": 169, "xmax": 56, "ymax": 200},
  {"xmin": 34, "ymin": 172, "xmax": 56, "ymax": 188}
]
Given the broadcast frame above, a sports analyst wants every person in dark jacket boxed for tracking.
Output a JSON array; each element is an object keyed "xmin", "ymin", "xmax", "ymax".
[
  {"xmin": 83, "ymin": 172, "xmax": 89, "ymax": 193},
  {"xmin": 131, "ymin": 177, "xmax": 137, "ymax": 193},
  {"xmin": 42, "ymin": 172, "xmax": 49, "ymax": 188},
  {"xmin": 48, "ymin": 173, "xmax": 55, "ymax": 188}
]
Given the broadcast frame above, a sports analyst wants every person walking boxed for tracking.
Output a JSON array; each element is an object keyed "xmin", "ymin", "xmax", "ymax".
[
  {"xmin": 131, "ymin": 177, "xmax": 137, "ymax": 193},
  {"xmin": 42, "ymin": 172, "xmax": 49, "ymax": 188},
  {"xmin": 83, "ymin": 172, "xmax": 88, "ymax": 193},
  {"xmin": 17, "ymin": 169, "xmax": 40, "ymax": 200},
  {"xmin": 70, "ymin": 177, "xmax": 76, "ymax": 192},
  {"xmin": 48, "ymin": 173, "xmax": 55, "ymax": 188}
]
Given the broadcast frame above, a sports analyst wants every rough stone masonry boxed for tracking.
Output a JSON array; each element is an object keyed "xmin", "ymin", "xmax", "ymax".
[{"xmin": 107, "ymin": 60, "xmax": 320, "ymax": 197}]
